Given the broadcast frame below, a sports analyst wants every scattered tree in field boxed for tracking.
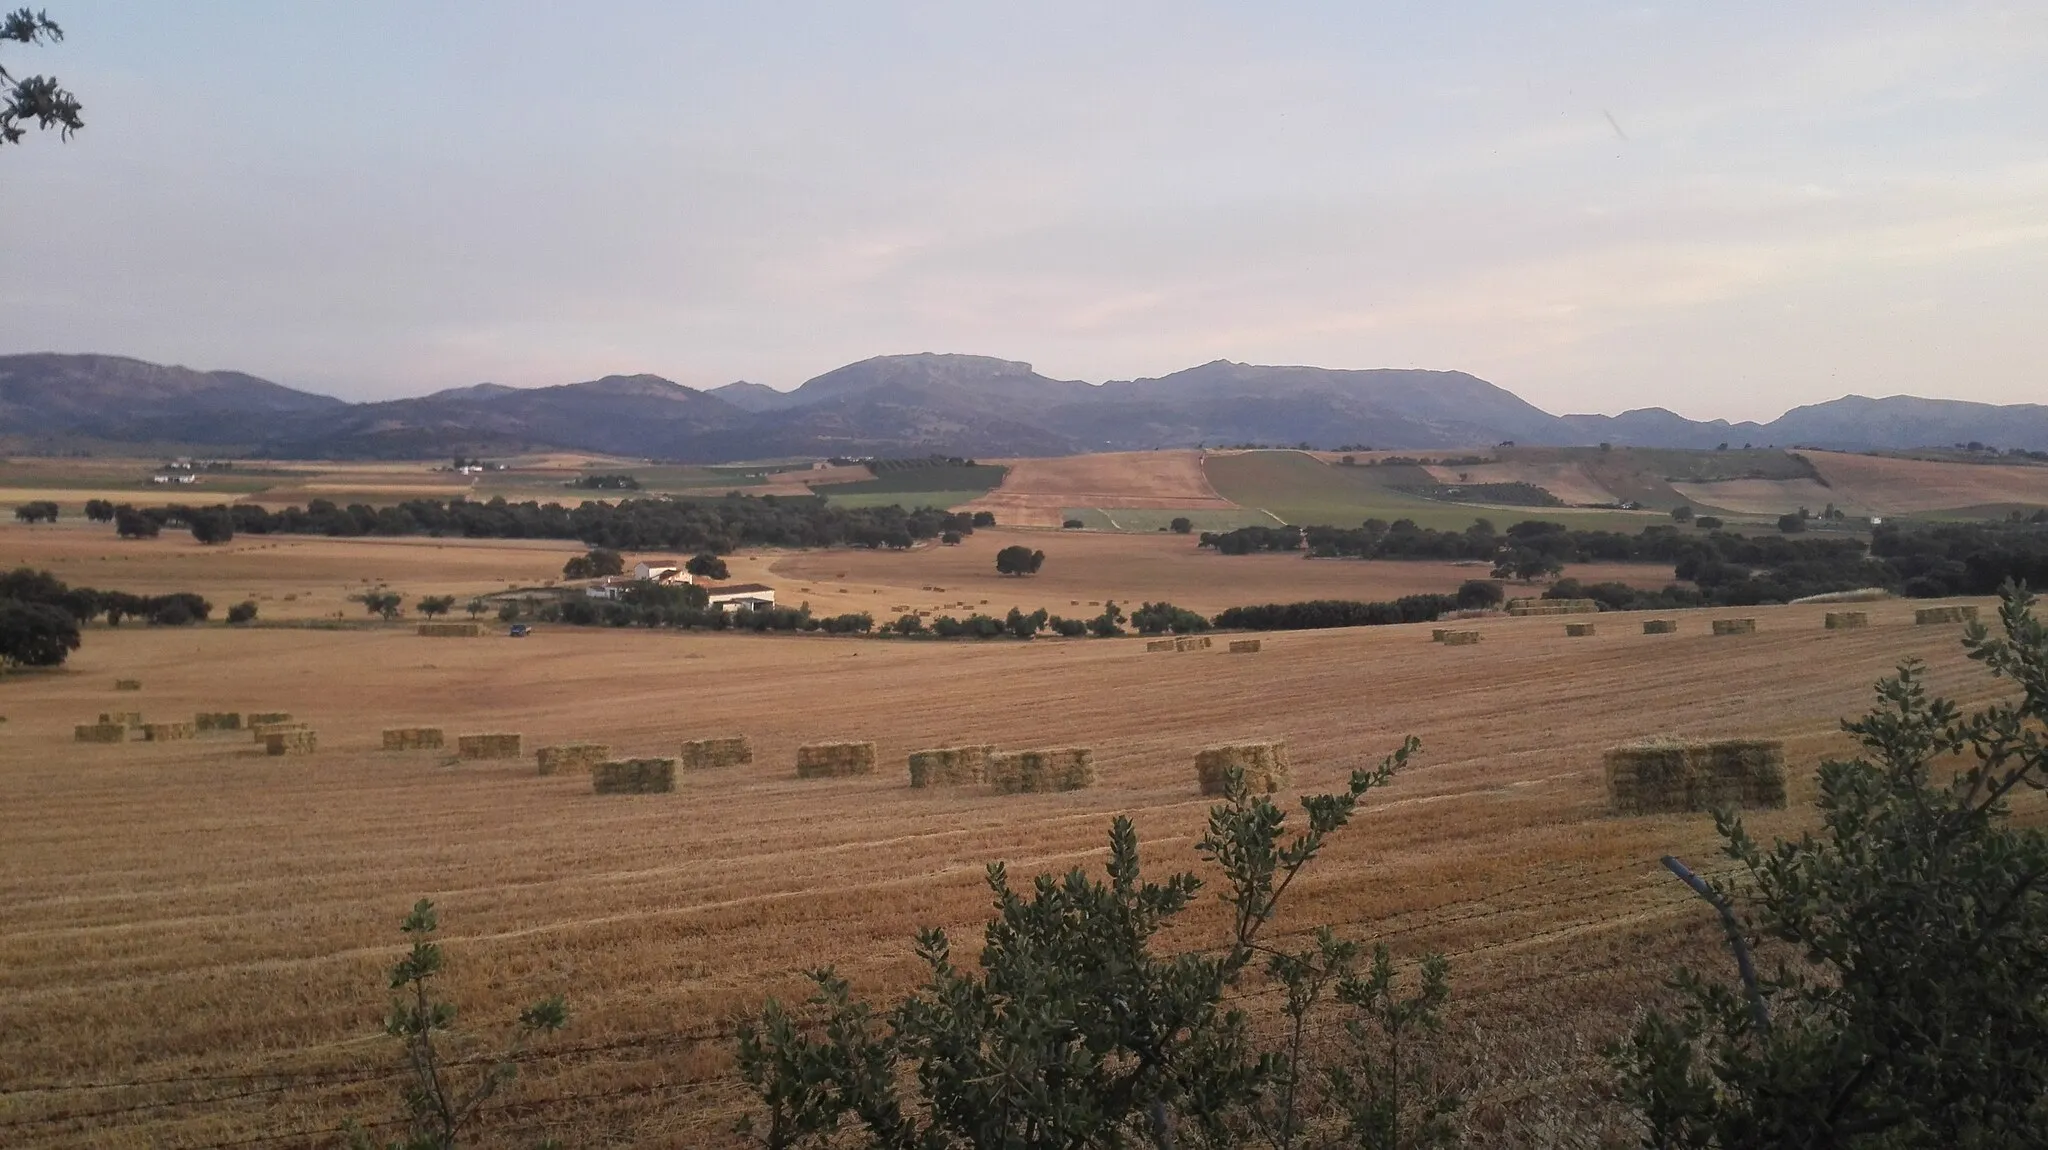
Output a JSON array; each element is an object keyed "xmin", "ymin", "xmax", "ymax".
[
  {"xmin": 1694, "ymin": 515, "xmax": 1723, "ymax": 531},
  {"xmin": 738, "ymin": 738, "xmax": 1454, "ymax": 1148},
  {"xmin": 1491, "ymin": 548, "xmax": 1563, "ymax": 583},
  {"xmin": 13, "ymin": 499, "xmax": 58, "ymax": 523},
  {"xmin": 416, "ymin": 595, "xmax": 456, "ymax": 619},
  {"xmin": 561, "ymin": 554, "xmax": 594, "ymax": 580},
  {"xmin": 971, "ymin": 511, "xmax": 996, "ymax": 528},
  {"xmin": 225, "ymin": 600, "xmax": 257, "ymax": 625},
  {"xmin": 939, "ymin": 531, "xmax": 962, "ymax": 546},
  {"xmin": 1004, "ymin": 606, "xmax": 1048, "ymax": 639},
  {"xmin": 1170, "ymin": 517, "xmax": 1194, "ymax": 534},
  {"xmin": 188, "ymin": 506, "xmax": 234, "ymax": 545},
  {"xmin": 497, "ymin": 602, "xmax": 520, "ymax": 624},
  {"xmin": 356, "ymin": 591, "xmax": 403, "ymax": 620},
  {"xmin": 114, "ymin": 506, "xmax": 160, "ymax": 539},
  {"xmin": 893, "ymin": 613, "xmax": 924, "ymax": 635},
  {"xmin": 995, "ymin": 545, "xmax": 1045, "ymax": 576},
  {"xmin": 1671, "ymin": 505, "xmax": 1694, "ymax": 523},
  {"xmin": 0, "ymin": 599, "xmax": 79, "ymax": 667},
  {"xmin": 83, "ymin": 497, "xmax": 114, "ymax": 522},
  {"xmin": 687, "ymin": 552, "xmax": 729, "ymax": 580},
  {"xmin": 1, "ymin": 7, "xmax": 83, "ymax": 149},
  {"xmin": 1776, "ymin": 512, "xmax": 1806, "ymax": 534},
  {"xmin": 1087, "ymin": 599, "xmax": 1127, "ymax": 637},
  {"xmin": 1456, "ymin": 579, "xmax": 1505, "ymax": 610},
  {"xmin": 464, "ymin": 598, "xmax": 486, "ymax": 619},
  {"xmin": 347, "ymin": 900, "xmax": 566, "ymax": 1150},
  {"xmin": 1062, "ymin": 518, "xmax": 1085, "ymax": 529},
  {"xmin": 1614, "ymin": 585, "xmax": 2048, "ymax": 1147}
]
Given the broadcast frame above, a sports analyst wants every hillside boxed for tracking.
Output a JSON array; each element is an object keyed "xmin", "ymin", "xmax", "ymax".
[{"xmin": 7, "ymin": 351, "xmax": 2048, "ymax": 460}]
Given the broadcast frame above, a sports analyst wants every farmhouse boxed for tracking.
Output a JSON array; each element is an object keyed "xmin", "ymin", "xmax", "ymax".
[
  {"xmin": 634, "ymin": 559, "xmax": 691, "ymax": 584},
  {"xmin": 705, "ymin": 583, "xmax": 776, "ymax": 612}
]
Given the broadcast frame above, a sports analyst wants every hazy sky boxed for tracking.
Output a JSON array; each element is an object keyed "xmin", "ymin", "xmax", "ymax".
[{"xmin": 4, "ymin": 2, "xmax": 2045, "ymax": 418}]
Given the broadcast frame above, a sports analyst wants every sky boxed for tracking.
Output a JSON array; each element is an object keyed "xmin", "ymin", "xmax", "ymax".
[{"xmin": 3, "ymin": 2, "xmax": 2045, "ymax": 419}]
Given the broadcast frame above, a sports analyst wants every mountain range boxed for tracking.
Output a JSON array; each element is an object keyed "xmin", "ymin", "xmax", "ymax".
[{"xmin": 4, "ymin": 351, "xmax": 2046, "ymax": 461}]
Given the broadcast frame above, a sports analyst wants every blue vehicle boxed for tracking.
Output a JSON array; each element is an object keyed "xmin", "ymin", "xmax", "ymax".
[{"xmin": 507, "ymin": 624, "xmax": 530, "ymax": 637}]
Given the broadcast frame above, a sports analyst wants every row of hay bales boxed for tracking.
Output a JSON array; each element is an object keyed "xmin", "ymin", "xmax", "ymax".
[
  {"xmin": 1606, "ymin": 738, "xmax": 1786, "ymax": 815},
  {"xmin": 1505, "ymin": 598, "xmax": 1599, "ymax": 616},
  {"xmin": 75, "ymin": 709, "xmax": 271, "ymax": 743},
  {"xmin": 416, "ymin": 621, "xmax": 482, "ymax": 637},
  {"xmin": 905, "ymin": 744, "xmax": 1096, "ymax": 792},
  {"xmin": 1145, "ymin": 636, "xmax": 1223, "ymax": 653}
]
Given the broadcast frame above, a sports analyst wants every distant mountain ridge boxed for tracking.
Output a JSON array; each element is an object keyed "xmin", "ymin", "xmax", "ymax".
[{"xmin": 3, "ymin": 351, "xmax": 2045, "ymax": 461}]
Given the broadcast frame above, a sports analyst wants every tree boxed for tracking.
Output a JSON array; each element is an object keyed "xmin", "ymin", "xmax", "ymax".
[
  {"xmin": 561, "ymin": 555, "xmax": 593, "ymax": 580},
  {"xmin": 1695, "ymin": 516, "xmax": 1723, "ymax": 531},
  {"xmin": 687, "ymin": 552, "xmax": 730, "ymax": 580},
  {"xmin": 939, "ymin": 531, "xmax": 962, "ymax": 546},
  {"xmin": 356, "ymin": 591, "xmax": 403, "ymax": 620},
  {"xmin": 1130, "ymin": 601, "xmax": 1210, "ymax": 635},
  {"xmin": 1613, "ymin": 586, "xmax": 2048, "ymax": 1147},
  {"xmin": 114, "ymin": 506, "xmax": 160, "ymax": 539},
  {"xmin": 83, "ymin": 498, "xmax": 114, "ymax": 522},
  {"xmin": 12, "ymin": 499, "xmax": 58, "ymax": 523},
  {"xmin": 189, "ymin": 506, "xmax": 234, "ymax": 545},
  {"xmin": 736, "ymin": 738, "xmax": 1444, "ymax": 1149},
  {"xmin": 1, "ymin": 7, "xmax": 83, "ymax": 149},
  {"xmin": 1170, "ymin": 517, "xmax": 1194, "ymax": 534},
  {"xmin": 464, "ymin": 598, "xmax": 485, "ymax": 619},
  {"xmin": 0, "ymin": 599, "xmax": 79, "ymax": 667},
  {"xmin": 416, "ymin": 595, "xmax": 456, "ymax": 619},
  {"xmin": 971, "ymin": 511, "xmax": 996, "ymax": 528},
  {"xmin": 1776, "ymin": 513, "xmax": 1806, "ymax": 534},
  {"xmin": 1004, "ymin": 606, "xmax": 1047, "ymax": 639},
  {"xmin": 893, "ymin": 613, "xmax": 925, "ymax": 635},
  {"xmin": 1455, "ymin": 579, "xmax": 1504, "ymax": 610},
  {"xmin": 348, "ymin": 900, "xmax": 566, "ymax": 1150},
  {"xmin": 587, "ymin": 548, "xmax": 625, "ymax": 577},
  {"xmin": 995, "ymin": 545, "xmax": 1045, "ymax": 577},
  {"xmin": 1062, "ymin": 518, "xmax": 1085, "ymax": 529},
  {"xmin": 1087, "ymin": 599, "xmax": 1126, "ymax": 638},
  {"xmin": 225, "ymin": 600, "xmax": 258, "ymax": 625},
  {"xmin": 1671, "ymin": 505, "xmax": 1694, "ymax": 523}
]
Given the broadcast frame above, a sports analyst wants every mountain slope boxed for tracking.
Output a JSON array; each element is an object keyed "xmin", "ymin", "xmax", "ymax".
[{"xmin": 0, "ymin": 353, "xmax": 346, "ymax": 445}]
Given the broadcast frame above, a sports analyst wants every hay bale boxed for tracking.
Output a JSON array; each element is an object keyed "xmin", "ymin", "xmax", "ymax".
[
  {"xmin": 1642, "ymin": 619, "xmax": 1678, "ymax": 635},
  {"xmin": 1605, "ymin": 738, "xmax": 1787, "ymax": 815},
  {"xmin": 416, "ymin": 621, "xmax": 482, "ymax": 637},
  {"xmin": 1173, "ymin": 636, "xmax": 1214, "ymax": 651},
  {"xmin": 247, "ymin": 711, "xmax": 292, "ymax": 726},
  {"xmin": 796, "ymin": 741, "xmax": 877, "ymax": 778},
  {"xmin": 1824, "ymin": 611, "xmax": 1869, "ymax": 630},
  {"xmin": 74, "ymin": 723, "xmax": 128, "ymax": 743},
  {"xmin": 1915, "ymin": 605, "xmax": 1980, "ymax": 625},
  {"xmin": 1228, "ymin": 639, "xmax": 1262, "ymax": 653},
  {"xmin": 1564, "ymin": 622, "xmax": 1597, "ymax": 637},
  {"xmin": 908, "ymin": 745, "xmax": 993, "ymax": 788},
  {"xmin": 142, "ymin": 721, "xmax": 196, "ymax": 741},
  {"xmin": 194, "ymin": 712, "xmax": 243, "ymax": 732},
  {"xmin": 1439, "ymin": 630, "xmax": 1481, "ymax": 646},
  {"xmin": 250, "ymin": 722, "xmax": 308, "ymax": 741},
  {"xmin": 989, "ymin": 748, "xmax": 1095, "ymax": 793},
  {"xmin": 99, "ymin": 711, "xmax": 143, "ymax": 726},
  {"xmin": 1711, "ymin": 618, "xmax": 1757, "ymax": 635},
  {"xmin": 264, "ymin": 729, "xmax": 319, "ymax": 755},
  {"xmin": 113, "ymin": 679, "xmax": 142, "ymax": 691},
  {"xmin": 381, "ymin": 727, "xmax": 446, "ymax": 751},
  {"xmin": 1194, "ymin": 741, "xmax": 1291, "ymax": 795},
  {"xmin": 591, "ymin": 758, "xmax": 677, "ymax": 794},
  {"xmin": 1145, "ymin": 638, "xmax": 1175, "ymax": 652},
  {"xmin": 536, "ymin": 743, "xmax": 611, "ymax": 776},
  {"xmin": 678, "ymin": 736, "xmax": 752, "ymax": 770},
  {"xmin": 457, "ymin": 733, "xmax": 523, "ymax": 760}
]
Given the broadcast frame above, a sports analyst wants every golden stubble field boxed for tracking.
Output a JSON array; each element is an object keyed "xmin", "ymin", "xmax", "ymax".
[{"xmin": 2, "ymin": 528, "xmax": 2037, "ymax": 1147}]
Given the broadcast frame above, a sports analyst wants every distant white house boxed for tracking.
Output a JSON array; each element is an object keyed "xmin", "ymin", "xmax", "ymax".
[
  {"xmin": 585, "ymin": 576, "xmax": 629, "ymax": 601},
  {"xmin": 634, "ymin": 559, "xmax": 691, "ymax": 584},
  {"xmin": 705, "ymin": 583, "xmax": 776, "ymax": 613}
]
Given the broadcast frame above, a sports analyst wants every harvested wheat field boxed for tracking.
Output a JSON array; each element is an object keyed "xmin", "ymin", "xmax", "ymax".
[
  {"xmin": 3, "ymin": 590, "xmax": 2037, "ymax": 1147},
  {"xmin": 1803, "ymin": 450, "xmax": 2048, "ymax": 514},
  {"xmin": 958, "ymin": 450, "xmax": 1237, "ymax": 527}
]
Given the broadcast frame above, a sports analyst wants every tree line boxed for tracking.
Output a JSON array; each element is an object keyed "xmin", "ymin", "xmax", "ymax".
[{"xmin": 0, "ymin": 567, "xmax": 212, "ymax": 670}]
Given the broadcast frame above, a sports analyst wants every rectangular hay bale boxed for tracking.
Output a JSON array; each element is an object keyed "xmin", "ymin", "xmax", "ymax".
[
  {"xmin": 1228, "ymin": 639, "xmax": 1262, "ymax": 653},
  {"xmin": 250, "ymin": 722, "xmax": 308, "ymax": 741},
  {"xmin": 1194, "ymin": 741, "xmax": 1291, "ymax": 795},
  {"xmin": 908, "ymin": 745, "xmax": 993, "ymax": 788},
  {"xmin": 1642, "ymin": 619, "xmax": 1678, "ymax": 634},
  {"xmin": 1564, "ymin": 622, "xmax": 1597, "ymax": 637},
  {"xmin": 1145, "ymin": 638, "xmax": 1175, "ymax": 652},
  {"xmin": 114, "ymin": 679, "xmax": 142, "ymax": 691},
  {"xmin": 536, "ymin": 743, "xmax": 611, "ymax": 776},
  {"xmin": 1824, "ymin": 611, "xmax": 1869, "ymax": 630},
  {"xmin": 457, "ymin": 733, "xmax": 523, "ymax": 760},
  {"xmin": 142, "ymin": 721, "xmax": 196, "ymax": 741},
  {"xmin": 264, "ymin": 729, "xmax": 318, "ymax": 756},
  {"xmin": 381, "ymin": 727, "xmax": 446, "ymax": 751},
  {"xmin": 1711, "ymin": 618, "xmax": 1757, "ymax": 635},
  {"xmin": 1605, "ymin": 738, "xmax": 1786, "ymax": 815},
  {"xmin": 1915, "ymin": 605, "xmax": 1980, "ymax": 625},
  {"xmin": 74, "ymin": 723, "xmax": 128, "ymax": 743},
  {"xmin": 678, "ymin": 736, "xmax": 753, "ymax": 770},
  {"xmin": 1439, "ymin": 630, "xmax": 1481, "ymax": 646},
  {"xmin": 415, "ymin": 621, "xmax": 482, "ymax": 637},
  {"xmin": 796, "ymin": 741, "xmax": 877, "ymax": 778},
  {"xmin": 247, "ymin": 712, "xmax": 292, "ymax": 726},
  {"xmin": 194, "ymin": 712, "xmax": 244, "ymax": 732},
  {"xmin": 591, "ymin": 758, "xmax": 677, "ymax": 794},
  {"xmin": 988, "ymin": 747, "xmax": 1095, "ymax": 793}
]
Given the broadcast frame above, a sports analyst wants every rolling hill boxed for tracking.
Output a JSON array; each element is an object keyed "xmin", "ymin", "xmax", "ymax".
[{"xmin": 5, "ymin": 351, "xmax": 2047, "ymax": 461}]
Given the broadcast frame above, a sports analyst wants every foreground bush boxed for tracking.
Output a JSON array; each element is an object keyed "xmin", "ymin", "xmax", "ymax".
[{"xmin": 1615, "ymin": 585, "xmax": 2048, "ymax": 1145}]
